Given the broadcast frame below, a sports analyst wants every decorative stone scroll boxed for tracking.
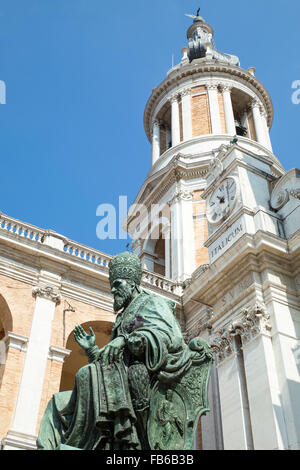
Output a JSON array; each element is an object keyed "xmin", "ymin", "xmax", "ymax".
[
  {"xmin": 184, "ymin": 307, "xmax": 213, "ymax": 344},
  {"xmin": 32, "ymin": 285, "xmax": 61, "ymax": 305},
  {"xmin": 289, "ymin": 188, "xmax": 300, "ymax": 200},
  {"xmin": 210, "ymin": 302, "xmax": 271, "ymax": 365},
  {"xmin": 168, "ymin": 188, "xmax": 194, "ymax": 207}
]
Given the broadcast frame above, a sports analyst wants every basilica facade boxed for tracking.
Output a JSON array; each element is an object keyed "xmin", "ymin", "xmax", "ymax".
[{"xmin": 0, "ymin": 14, "xmax": 300, "ymax": 450}]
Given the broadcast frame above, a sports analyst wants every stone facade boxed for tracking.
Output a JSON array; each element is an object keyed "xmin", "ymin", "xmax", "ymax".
[{"xmin": 0, "ymin": 14, "xmax": 300, "ymax": 451}]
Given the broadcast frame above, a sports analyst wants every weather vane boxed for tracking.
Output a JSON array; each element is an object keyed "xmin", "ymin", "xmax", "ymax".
[{"xmin": 185, "ymin": 7, "xmax": 202, "ymax": 20}]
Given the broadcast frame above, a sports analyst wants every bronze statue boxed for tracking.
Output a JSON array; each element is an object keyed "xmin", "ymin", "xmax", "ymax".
[{"xmin": 37, "ymin": 252, "xmax": 212, "ymax": 450}]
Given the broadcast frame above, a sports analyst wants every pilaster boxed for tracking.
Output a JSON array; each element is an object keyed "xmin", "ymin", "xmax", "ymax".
[
  {"xmin": 180, "ymin": 87, "xmax": 192, "ymax": 141},
  {"xmin": 2, "ymin": 282, "xmax": 61, "ymax": 450},
  {"xmin": 170, "ymin": 94, "xmax": 180, "ymax": 147},
  {"xmin": 251, "ymin": 99, "xmax": 268, "ymax": 148},
  {"xmin": 221, "ymin": 85, "xmax": 236, "ymax": 135},
  {"xmin": 207, "ymin": 84, "xmax": 222, "ymax": 135},
  {"xmin": 168, "ymin": 187, "xmax": 195, "ymax": 281},
  {"xmin": 152, "ymin": 119, "xmax": 161, "ymax": 165}
]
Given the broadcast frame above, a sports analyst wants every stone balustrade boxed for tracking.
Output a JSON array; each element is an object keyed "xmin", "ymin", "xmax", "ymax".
[
  {"xmin": 0, "ymin": 212, "xmax": 182, "ymax": 299},
  {"xmin": 0, "ymin": 213, "xmax": 44, "ymax": 243}
]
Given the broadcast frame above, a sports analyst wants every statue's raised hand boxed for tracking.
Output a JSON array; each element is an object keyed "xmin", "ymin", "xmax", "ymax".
[{"xmin": 74, "ymin": 325, "xmax": 95, "ymax": 351}]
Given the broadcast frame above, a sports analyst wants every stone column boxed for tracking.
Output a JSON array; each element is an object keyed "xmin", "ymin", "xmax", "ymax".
[
  {"xmin": 251, "ymin": 99, "xmax": 268, "ymax": 147},
  {"xmin": 170, "ymin": 94, "xmax": 180, "ymax": 147},
  {"xmin": 164, "ymin": 230, "xmax": 171, "ymax": 279},
  {"xmin": 151, "ymin": 119, "xmax": 161, "ymax": 165},
  {"xmin": 232, "ymin": 303, "xmax": 289, "ymax": 450},
  {"xmin": 207, "ymin": 84, "xmax": 222, "ymax": 135},
  {"xmin": 210, "ymin": 329, "xmax": 254, "ymax": 450},
  {"xmin": 261, "ymin": 109, "xmax": 273, "ymax": 152},
  {"xmin": 168, "ymin": 187, "xmax": 195, "ymax": 282},
  {"xmin": 3, "ymin": 284, "xmax": 61, "ymax": 449},
  {"xmin": 222, "ymin": 85, "xmax": 236, "ymax": 135},
  {"xmin": 180, "ymin": 87, "xmax": 192, "ymax": 141}
]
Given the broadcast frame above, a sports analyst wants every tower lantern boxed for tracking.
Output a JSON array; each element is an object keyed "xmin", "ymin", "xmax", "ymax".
[{"xmin": 144, "ymin": 13, "xmax": 274, "ymax": 170}]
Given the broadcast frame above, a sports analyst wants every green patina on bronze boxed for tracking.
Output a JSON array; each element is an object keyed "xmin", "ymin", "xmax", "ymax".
[{"xmin": 37, "ymin": 252, "xmax": 213, "ymax": 450}]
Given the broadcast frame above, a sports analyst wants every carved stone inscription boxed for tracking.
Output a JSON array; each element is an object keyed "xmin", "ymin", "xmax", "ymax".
[
  {"xmin": 209, "ymin": 217, "xmax": 245, "ymax": 262},
  {"xmin": 214, "ymin": 274, "xmax": 253, "ymax": 312}
]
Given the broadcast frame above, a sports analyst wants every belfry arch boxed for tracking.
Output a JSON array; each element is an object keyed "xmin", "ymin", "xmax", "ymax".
[{"xmin": 59, "ymin": 320, "xmax": 113, "ymax": 392}]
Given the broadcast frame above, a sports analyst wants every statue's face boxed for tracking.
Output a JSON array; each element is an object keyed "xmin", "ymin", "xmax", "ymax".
[{"xmin": 111, "ymin": 278, "xmax": 134, "ymax": 312}]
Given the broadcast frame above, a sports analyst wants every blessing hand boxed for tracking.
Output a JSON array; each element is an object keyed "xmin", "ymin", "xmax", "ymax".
[{"xmin": 74, "ymin": 325, "xmax": 96, "ymax": 351}]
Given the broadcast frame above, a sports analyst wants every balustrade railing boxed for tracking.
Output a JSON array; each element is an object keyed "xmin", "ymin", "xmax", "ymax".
[
  {"xmin": 0, "ymin": 212, "xmax": 182, "ymax": 297},
  {"xmin": 63, "ymin": 240, "xmax": 112, "ymax": 268},
  {"xmin": 0, "ymin": 213, "xmax": 45, "ymax": 243}
]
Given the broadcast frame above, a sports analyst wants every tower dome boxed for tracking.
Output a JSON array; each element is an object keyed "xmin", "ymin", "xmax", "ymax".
[{"xmin": 144, "ymin": 13, "xmax": 276, "ymax": 173}]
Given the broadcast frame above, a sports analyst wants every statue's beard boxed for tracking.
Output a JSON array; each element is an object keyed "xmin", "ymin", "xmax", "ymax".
[{"xmin": 113, "ymin": 287, "xmax": 132, "ymax": 313}]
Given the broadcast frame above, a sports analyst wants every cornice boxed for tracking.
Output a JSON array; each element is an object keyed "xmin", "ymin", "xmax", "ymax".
[
  {"xmin": 183, "ymin": 230, "xmax": 291, "ymax": 307},
  {"xmin": 127, "ymin": 156, "xmax": 210, "ymax": 228},
  {"xmin": 209, "ymin": 302, "xmax": 272, "ymax": 365},
  {"xmin": 144, "ymin": 62, "xmax": 274, "ymax": 142}
]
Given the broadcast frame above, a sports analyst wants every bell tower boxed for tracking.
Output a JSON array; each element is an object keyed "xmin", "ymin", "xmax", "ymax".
[{"xmin": 127, "ymin": 12, "xmax": 281, "ymax": 283}]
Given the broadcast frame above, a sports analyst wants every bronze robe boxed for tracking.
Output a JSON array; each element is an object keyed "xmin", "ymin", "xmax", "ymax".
[{"xmin": 37, "ymin": 290, "xmax": 194, "ymax": 450}]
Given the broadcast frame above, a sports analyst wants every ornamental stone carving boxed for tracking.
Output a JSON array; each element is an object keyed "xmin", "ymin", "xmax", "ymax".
[
  {"xmin": 209, "ymin": 327, "xmax": 235, "ymax": 364},
  {"xmin": 206, "ymin": 83, "xmax": 219, "ymax": 91},
  {"xmin": 289, "ymin": 188, "xmax": 300, "ymax": 200},
  {"xmin": 270, "ymin": 188, "xmax": 290, "ymax": 210},
  {"xmin": 168, "ymin": 188, "xmax": 194, "ymax": 207},
  {"xmin": 184, "ymin": 307, "xmax": 213, "ymax": 344},
  {"xmin": 220, "ymin": 84, "xmax": 233, "ymax": 93},
  {"xmin": 250, "ymin": 98, "xmax": 261, "ymax": 110},
  {"xmin": 169, "ymin": 93, "xmax": 179, "ymax": 104},
  {"xmin": 32, "ymin": 285, "xmax": 61, "ymax": 305},
  {"xmin": 180, "ymin": 87, "xmax": 191, "ymax": 97},
  {"xmin": 208, "ymin": 156, "xmax": 223, "ymax": 180},
  {"xmin": 210, "ymin": 302, "xmax": 271, "ymax": 365}
]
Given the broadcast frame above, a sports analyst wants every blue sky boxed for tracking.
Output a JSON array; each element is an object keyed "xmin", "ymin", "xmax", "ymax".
[{"xmin": 0, "ymin": 0, "xmax": 299, "ymax": 255}]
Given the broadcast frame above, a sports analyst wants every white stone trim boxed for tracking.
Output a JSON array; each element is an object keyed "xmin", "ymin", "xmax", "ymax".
[
  {"xmin": 48, "ymin": 345, "xmax": 72, "ymax": 363},
  {"xmin": 152, "ymin": 119, "xmax": 161, "ymax": 165},
  {"xmin": 170, "ymin": 94, "xmax": 180, "ymax": 146},
  {"xmin": 32, "ymin": 284, "xmax": 61, "ymax": 305},
  {"xmin": 10, "ymin": 282, "xmax": 59, "ymax": 437},
  {"xmin": 1, "ymin": 430, "xmax": 37, "ymax": 450},
  {"xmin": 4, "ymin": 332, "xmax": 29, "ymax": 352}
]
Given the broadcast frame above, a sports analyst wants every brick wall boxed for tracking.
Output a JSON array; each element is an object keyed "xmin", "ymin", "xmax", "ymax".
[{"xmin": 191, "ymin": 87, "xmax": 211, "ymax": 137}]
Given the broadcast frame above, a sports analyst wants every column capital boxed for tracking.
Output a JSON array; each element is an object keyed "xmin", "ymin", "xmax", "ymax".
[
  {"xmin": 168, "ymin": 189, "xmax": 193, "ymax": 207},
  {"xmin": 261, "ymin": 108, "xmax": 268, "ymax": 119},
  {"xmin": 229, "ymin": 302, "xmax": 271, "ymax": 347},
  {"xmin": 250, "ymin": 98, "xmax": 261, "ymax": 110},
  {"xmin": 169, "ymin": 93, "xmax": 179, "ymax": 104},
  {"xmin": 206, "ymin": 83, "xmax": 219, "ymax": 91},
  {"xmin": 151, "ymin": 119, "xmax": 160, "ymax": 138},
  {"xmin": 32, "ymin": 284, "xmax": 61, "ymax": 305},
  {"xmin": 220, "ymin": 83, "xmax": 233, "ymax": 93},
  {"xmin": 180, "ymin": 87, "xmax": 191, "ymax": 97},
  {"xmin": 209, "ymin": 302, "xmax": 271, "ymax": 364},
  {"xmin": 209, "ymin": 327, "xmax": 237, "ymax": 366},
  {"xmin": 152, "ymin": 118, "xmax": 160, "ymax": 127}
]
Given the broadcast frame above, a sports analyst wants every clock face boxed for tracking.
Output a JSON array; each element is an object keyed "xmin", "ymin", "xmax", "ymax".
[{"xmin": 207, "ymin": 177, "xmax": 238, "ymax": 225}]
